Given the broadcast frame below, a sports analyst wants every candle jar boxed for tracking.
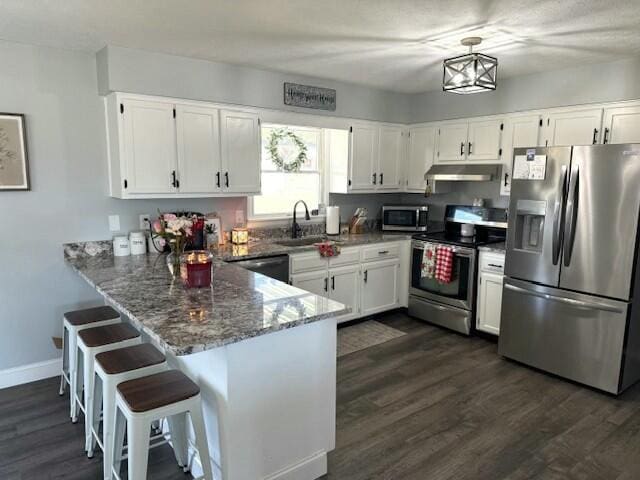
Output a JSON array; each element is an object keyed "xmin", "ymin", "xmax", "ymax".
[
  {"xmin": 231, "ymin": 227, "xmax": 249, "ymax": 244},
  {"xmin": 180, "ymin": 250, "xmax": 214, "ymax": 288}
]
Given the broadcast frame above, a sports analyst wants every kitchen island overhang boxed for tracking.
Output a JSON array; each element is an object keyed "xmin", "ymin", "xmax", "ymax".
[{"xmin": 64, "ymin": 244, "xmax": 349, "ymax": 480}]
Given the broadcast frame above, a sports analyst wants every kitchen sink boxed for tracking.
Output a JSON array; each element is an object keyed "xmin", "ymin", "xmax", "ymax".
[{"xmin": 274, "ymin": 236, "xmax": 329, "ymax": 247}]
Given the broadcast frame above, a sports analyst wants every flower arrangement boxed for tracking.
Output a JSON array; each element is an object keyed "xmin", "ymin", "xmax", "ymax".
[{"xmin": 152, "ymin": 213, "xmax": 195, "ymax": 275}]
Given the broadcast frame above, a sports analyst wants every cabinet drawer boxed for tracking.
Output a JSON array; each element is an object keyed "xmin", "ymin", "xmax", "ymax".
[
  {"xmin": 329, "ymin": 246, "xmax": 360, "ymax": 267},
  {"xmin": 361, "ymin": 242, "xmax": 400, "ymax": 262},
  {"xmin": 289, "ymin": 252, "xmax": 327, "ymax": 274},
  {"xmin": 479, "ymin": 250, "xmax": 505, "ymax": 274}
]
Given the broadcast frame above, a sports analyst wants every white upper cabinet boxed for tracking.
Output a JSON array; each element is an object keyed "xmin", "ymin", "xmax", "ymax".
[
  {"xmin": 436, "ymin": 122, "xmax": 468, "ymax": 162},
  {"xmin": 500, "ymin": 114, "xmax": 542, "ymax": 196},
  {"xmin": 406, "ymin": 125, "xmax": 437, "ymax": 192},
  {"xmin": 545, "ymin": 108, "xmax": 603, "ymax": 146},
  {"xmin": 602, "ymin": 105, "xmax": 640, "ymax": 144},
  {"xmin": 219, "ymin": 110, "xmax": 261, "ymax": 194},
  {"xmin": 377, "ymin": 126, "xmax": 402, "ymax": 190},
  {"xmin": 349, "ymin": 124, "xmax": 378, "ymax": 191},
  {"xmin": 122, "ymin": 99, "xmax": 178, "ymax": 194},
  {"xmin": 176, "ymin": 104, "xmax": 220, "ymax": 194},
  {"xmin": 467, "ymin": 119, "xmax": 502, "ymax": 161}
]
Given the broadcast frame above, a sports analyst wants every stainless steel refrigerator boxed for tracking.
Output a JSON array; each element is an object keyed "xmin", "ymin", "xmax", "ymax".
[{"xmin": 499, "ymin": 144, "xmax": 640, "ymax": 394}]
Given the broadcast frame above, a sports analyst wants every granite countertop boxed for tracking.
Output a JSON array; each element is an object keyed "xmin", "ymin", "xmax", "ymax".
[
  {"xmin": 214, "ymin": 231, "xmax": 413, "ymax": 261},
  {"xmin": 478, "ymin": 242, "xmax": 506, "ymax": 254},
  {"xmin": 65, "ymin": 252, "xmax": 350, "ymax": 356}
]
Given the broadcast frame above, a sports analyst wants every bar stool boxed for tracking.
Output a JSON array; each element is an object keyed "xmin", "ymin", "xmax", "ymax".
[
  {"xmin": 60, "ymin": 305, "xmax": 121, "ymax": 422},
  {"xmin": 112, "ymin": 370, "xmax": 213, "ymax": 480},
  {"xmin": 88, "ymin": 344, "xmax": 167, "ymax": 479},
  {"xmin": 76, "ymin": 323, "xmax": 141, "ymax": 449}
]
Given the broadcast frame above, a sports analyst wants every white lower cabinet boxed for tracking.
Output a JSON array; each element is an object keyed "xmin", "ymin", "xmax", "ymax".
[
  {"xmin": 476, "ymin": 251, "xmax": 505, "ymax": 335},
  {"xmin": 289, "ymin": 241, "xmax": 406, "ymax": 323},
  {"xmin": 361, "ymin": 258, "xmax": 400, "ymax": 316}
]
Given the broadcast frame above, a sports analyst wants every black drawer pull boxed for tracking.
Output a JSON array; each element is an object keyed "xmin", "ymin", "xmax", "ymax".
[{"xmin": 487, "ymin": 263, "xmax": 503, "ymax": 269}]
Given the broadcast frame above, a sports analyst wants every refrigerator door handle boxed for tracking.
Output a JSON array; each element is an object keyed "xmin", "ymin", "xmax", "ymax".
[
  {"xmin": 504, "ymin": 283, "xmax": 624, "ymax": 313},
  {"xmin": 552, "ymin": 165, "xmax": 568, "ymax": 265},
  {"xmin": 563, "ymin": 163, "xmax": 580, "ymax": 267}
]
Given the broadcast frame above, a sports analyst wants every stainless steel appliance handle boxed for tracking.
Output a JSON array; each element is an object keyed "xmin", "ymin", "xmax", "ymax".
[
  {"xmin": 411, "ymin": 241, "xmax": 475, "ymax": 257},
  {"xmin": 552, "ymin": 165, "xmax": 568, "ymax": 265},
  {"xmin": 563, "ymin": 163, "xmax": 580, "ymax": 267},
  {"xmin": 504, "ymin": 283, "xmax": 624, "ymax": 313}
]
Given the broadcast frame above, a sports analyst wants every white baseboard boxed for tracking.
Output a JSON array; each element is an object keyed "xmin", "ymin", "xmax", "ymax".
[{"xmin": 0, "ymin": 358, "xmax": 62, "ymax": 390}]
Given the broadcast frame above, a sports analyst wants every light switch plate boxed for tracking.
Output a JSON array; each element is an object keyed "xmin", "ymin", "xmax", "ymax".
[
  {"xmin": 235, "ymin": 210, "xmax": 245, "ymax": 225},
  {"xmin": 139, "ymin": 214, "xmax": 151, "ymax": 231},
  {"xmin": 108, "ymin": 215, "xmax": 120, "ymax": 232}
]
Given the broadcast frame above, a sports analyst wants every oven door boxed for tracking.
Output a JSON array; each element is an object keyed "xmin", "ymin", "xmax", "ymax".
[
  {"xmin": 383, "ymin": 208, "xmax": 419, "ymax": 231},
  {"xmin": 409, "ymin": 241, "xmax": 475, "ymax": 310}
]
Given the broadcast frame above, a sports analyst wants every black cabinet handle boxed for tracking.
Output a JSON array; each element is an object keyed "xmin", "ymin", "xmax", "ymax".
[
  {"xmin": 216, "ymin": 172, "xmax": 221, "ymax": 188},
  {"xmin": 460, "ymin": 142, "xmax": 465, "ymax": 156},
  {"xmin": 380, "ymin": 173, "xmax": 384, "ymax": 185},
  {"xmin": 468, "ymin": 142, "xmax": 473, "ymax": 154},
  {"xmin": 171, "ymin": 170, "xmax": 177, "ymax": 187},
  {"xmin": 504, "ymin": 172, "xmax": 509, "ymax": 187},
  {"xmin": 603, "ymin": 128, "xmax": 610, "ymax": 144},
  {"xmin": 331, "ymin": 276, "xmax": 335, "ymax": 290},
  {"xmin": 324, "ymin": 277, "xmax": 328, "ymax": 292},
  {"xmin": 364, "ymin": 270, "xmax": 368, "ymax": 283},
  {"xmin": 592, "ymin": 128, "xmax": 598, "ymax": 144},
  {"xmin": 225, "ymin": 172, "xmax": 229, "ymax": 187},
  {"xmin": 488, "ymin": 263, "xmax": 504, "ymax": 269},
  {"xmin": 372, "ymin": 173, "xmax": 377, "ymax": 185}
]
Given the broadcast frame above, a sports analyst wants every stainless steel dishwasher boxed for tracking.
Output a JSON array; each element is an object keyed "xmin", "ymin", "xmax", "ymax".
[{"xmin": 228, "ymin": 255, "xmax": 289, "ymax": 283}]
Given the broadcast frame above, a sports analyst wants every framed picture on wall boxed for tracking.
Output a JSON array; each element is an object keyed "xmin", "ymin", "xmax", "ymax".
[{"xmin": 0, "ymin": 113, "xmax": 29, "ymax": 191}]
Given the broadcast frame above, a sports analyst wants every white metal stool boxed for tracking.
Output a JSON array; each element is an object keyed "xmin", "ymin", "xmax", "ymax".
[
  {"xmin": 60, "ymin": 305, "xmax": 121, "ymax": 422},
  {"xmin": 76, "ymin": 323, "xmax": 141, "ymax": 451},
  {"xmin": 112, "ymin": 370, "xmax": 213, "ymax": 480},
  {"xmin": 89, "ymin": 344, "xmax": 167, "ymax": 480}
]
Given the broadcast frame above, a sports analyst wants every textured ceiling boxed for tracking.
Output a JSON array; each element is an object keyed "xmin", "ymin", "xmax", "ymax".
[{"xmin": 1, "ymin": 0, "xmax": 639, "ymax": 93}]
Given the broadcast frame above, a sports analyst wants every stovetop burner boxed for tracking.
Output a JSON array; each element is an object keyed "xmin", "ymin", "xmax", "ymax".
[{"xmin": 412, "ymin": 231, "xmax": 504, "ymax": 248}]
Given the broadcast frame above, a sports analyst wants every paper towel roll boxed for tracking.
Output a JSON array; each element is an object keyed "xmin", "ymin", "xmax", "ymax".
[{"xmin": 326, "ymin": 206, "xmax": 340, "ymax": 235}]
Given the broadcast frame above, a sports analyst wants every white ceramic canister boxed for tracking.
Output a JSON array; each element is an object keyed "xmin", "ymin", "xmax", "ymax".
[
  {"xmin": 113, "ymin": 235, "xmax": 131, "ymax": 256},
  {"xmin": 129, "ymin": 231, "xmax": 147, "ymax": 255}
]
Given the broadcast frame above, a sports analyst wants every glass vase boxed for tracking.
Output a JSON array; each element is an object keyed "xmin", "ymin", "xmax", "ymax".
[{"xmin": 166, "ymin": 242, "xmax": 185, "ymax": 277}]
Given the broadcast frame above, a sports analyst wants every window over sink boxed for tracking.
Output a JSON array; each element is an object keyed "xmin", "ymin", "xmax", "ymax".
[{"xmin": 249, "ymin": 124, "xmax": 326, "ymax": 220}]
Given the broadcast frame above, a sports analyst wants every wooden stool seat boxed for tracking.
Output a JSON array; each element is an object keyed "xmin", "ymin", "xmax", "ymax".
[
  {"xmin": 117, "ymin": 370, "xmax": 200, "ymax": 413},
  {"xmin": 78, "ymin": 323, "xmax": 139, "ymax": 348},
  {"xmin": 95, "ymin": 343, "xmax": 166, "ymax": 375},
  {"xmin": 64, "ymin": 305, "xmax": 119, "ymax": 326}
]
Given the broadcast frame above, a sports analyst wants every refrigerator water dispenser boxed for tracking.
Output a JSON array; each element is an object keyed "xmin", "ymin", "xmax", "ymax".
[{"xmin": 513, "ymin": 200, "xmax": 547, "ymax": 253}]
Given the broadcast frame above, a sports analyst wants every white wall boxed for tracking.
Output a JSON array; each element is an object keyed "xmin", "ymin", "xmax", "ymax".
[
  {"xmin": 410, "ymin": 56, "xmax": 640, "ymax": 123},
  {"xmin": 0, "ymin": 41, "xmax": 246, "ymax": 372},
  {"xmin": 97, "ymin": 46, "xmax": 410, "ymax": 124}
]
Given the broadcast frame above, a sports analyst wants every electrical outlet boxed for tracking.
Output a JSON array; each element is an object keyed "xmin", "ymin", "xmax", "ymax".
[
  {"xmin": 139, "ymin": 214, "xmax": 151, "ymax": 231},
  {"xmin": 235, "ymin": 210, "xmax": 245, "ymax": 225},
  {"xmin": 108, "ymin": 215, "xmax": 120, "ymax": 232}
]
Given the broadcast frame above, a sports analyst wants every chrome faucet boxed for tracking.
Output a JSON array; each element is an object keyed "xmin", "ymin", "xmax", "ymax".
[{"xmin": 291, "ymin": 200, "xmax": 311, "ymax": 238}]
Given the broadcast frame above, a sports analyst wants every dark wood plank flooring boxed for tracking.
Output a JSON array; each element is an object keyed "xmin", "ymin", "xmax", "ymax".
[{"xmin": 2, "ymin": 311, "xmax": 640, "ymax": 479}]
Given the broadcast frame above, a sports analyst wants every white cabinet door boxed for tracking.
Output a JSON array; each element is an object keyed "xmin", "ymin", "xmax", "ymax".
[
  {"xmin": 476, "ymin": 271, "xmax": 504, "ymax": 335},
  {"xmin": 220, "ymin": 110, "xmax": 261, "ymax": 193},
  {"xmin": 349, "ymin": 124, "xmax": 377, "ymax": 191},
  {"xmin": 500, "ymin": 115, "xmax": 541, "ymax": 196},
  {"xmin": 436, "ymin": 122, "xmax": 468, "ymax": 162},
  {"xmin": 377, "ymin": 126, "xmax": 402, "ymax": 191},
  {"xmin": 329, "ymin": 264, "xmax": 360, "ymax": 319},
  {"xmin": 291, "ymin": 270, "xmax": 328, "ymax": 298},
  {"xmin": 467, "ymin": 119, "xmax": 502, "ymax": 161},
  {"xmin": 122, "ymin": 99, "xmax": 177, "ymax": 194},
  {"xmin": 361, "ymin": 258, "xmax": 400, "ymax": 316},
  {"xmin": 406, "ymin": 126, "xmax": 437, "ymax": 192},
  {"xmin": 602, "ymin": 105, "xmax": 640, "ymax": 144},
  {"xmin": 546, "ymin": 108, "xmax": 603, "ymax": 146},
  {"xmin": 176, "ymin": 104, "xmax": 220, "ymax": 194}
]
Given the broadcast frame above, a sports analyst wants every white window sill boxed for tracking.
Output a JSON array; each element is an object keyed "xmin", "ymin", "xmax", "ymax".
[{"xmin": 248, "ymin": 215, "xmax": 326, "ymax": 228}]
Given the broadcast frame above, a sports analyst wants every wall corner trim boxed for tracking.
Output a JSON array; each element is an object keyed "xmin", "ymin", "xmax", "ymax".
[{"xmin": 0, "ymin": 358, "xmax": 62, "ymax": 390}]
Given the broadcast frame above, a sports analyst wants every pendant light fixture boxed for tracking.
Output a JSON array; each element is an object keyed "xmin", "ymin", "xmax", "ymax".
[{"xmin": 443, "ymin": 37, "xmax": 497, "ymax": 94}]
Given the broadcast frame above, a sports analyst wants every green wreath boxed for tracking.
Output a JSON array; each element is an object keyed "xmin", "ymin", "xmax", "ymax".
[{"xmin": 268, "ymin": 128, "xmax": 308, "ymax": 172}]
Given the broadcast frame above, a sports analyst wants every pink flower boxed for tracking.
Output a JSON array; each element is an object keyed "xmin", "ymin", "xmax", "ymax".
[
  {"xmin": 163, "ymin": 213, "xmax": 177, "ymax": 221},
  {"xmin": 152, "ymin": 220, "xmax": 162, "ymax": 233}
]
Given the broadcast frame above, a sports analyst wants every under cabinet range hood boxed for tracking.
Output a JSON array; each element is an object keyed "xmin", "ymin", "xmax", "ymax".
[{"xmin": 424, "ymin": 164, "xmax": 499, "ymax": 181}]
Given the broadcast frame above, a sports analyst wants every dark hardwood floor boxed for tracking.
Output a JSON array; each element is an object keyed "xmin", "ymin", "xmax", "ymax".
[{"xmin": 2, "ymin": 311, "xmax": 640, "ymax": 479}]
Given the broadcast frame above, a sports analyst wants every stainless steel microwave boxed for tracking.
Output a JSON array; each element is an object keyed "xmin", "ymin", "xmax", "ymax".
[{"xmin": 382, "ymin": 205, "xmax": 429, "ymax": 232}]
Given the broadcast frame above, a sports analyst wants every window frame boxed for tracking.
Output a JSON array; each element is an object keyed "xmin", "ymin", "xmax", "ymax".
[{"xmin": 248, "ymin": 123, "xmax": 328, "ymax": 222}]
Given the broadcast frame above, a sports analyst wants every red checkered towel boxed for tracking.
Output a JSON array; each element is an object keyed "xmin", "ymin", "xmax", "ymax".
[{"xmin": 435, "ymin": 246, "xmax": 454, "ymax": 284}]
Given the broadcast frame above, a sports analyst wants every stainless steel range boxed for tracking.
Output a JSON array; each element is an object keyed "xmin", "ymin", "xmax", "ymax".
[{"xmin": 408, "ymin": 205, "xmax": 507, "ymax": 335}]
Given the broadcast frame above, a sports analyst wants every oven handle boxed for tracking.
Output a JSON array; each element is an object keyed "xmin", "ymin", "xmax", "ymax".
[{"xmin": 412, "ymin": 241, "xmax": 475, "ymax": 257}]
